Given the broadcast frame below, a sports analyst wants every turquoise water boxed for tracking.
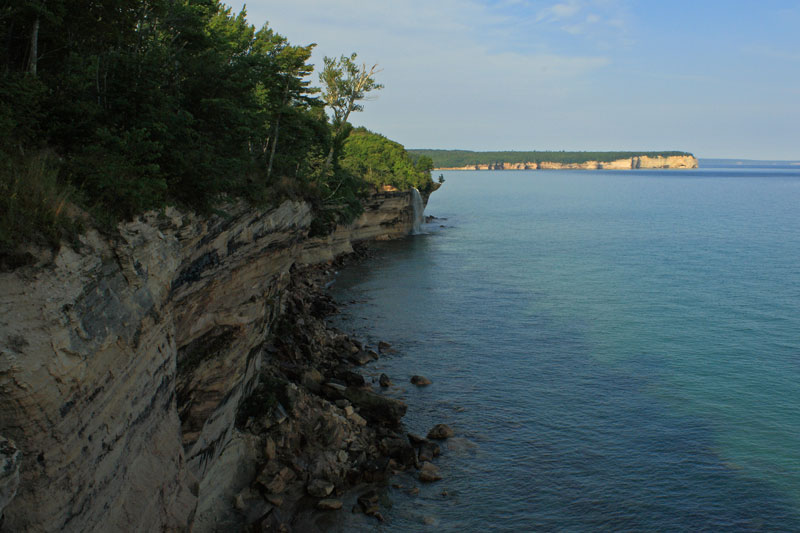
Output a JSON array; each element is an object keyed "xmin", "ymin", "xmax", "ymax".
[{"xmin": 330, "ymin": 167, "xmax": 800, "ymax": 531}]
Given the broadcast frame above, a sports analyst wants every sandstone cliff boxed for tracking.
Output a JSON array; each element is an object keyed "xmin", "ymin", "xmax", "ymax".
[
  {"xmin": 0, "ymin": 190, "xmax": 427, "ymax": 532},
  {"xmin": 437, "ymin": 154, "xmax": 699, "ymax": 170}
]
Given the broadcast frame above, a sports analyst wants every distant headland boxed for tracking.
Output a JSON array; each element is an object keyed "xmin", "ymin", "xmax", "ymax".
[{"xmin": 408, "ymin": 150, "xmax": 698, "ymax": 170}]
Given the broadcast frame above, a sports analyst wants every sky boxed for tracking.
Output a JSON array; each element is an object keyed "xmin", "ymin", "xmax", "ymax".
[{"xmin": 229, "ymin": 1, "xmax": 800, "ymax": 160}]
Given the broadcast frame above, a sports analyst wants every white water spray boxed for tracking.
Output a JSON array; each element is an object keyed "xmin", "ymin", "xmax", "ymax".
[{"xmin": 411, "ymin": 188, "xmax": 424, "ymax": 235}]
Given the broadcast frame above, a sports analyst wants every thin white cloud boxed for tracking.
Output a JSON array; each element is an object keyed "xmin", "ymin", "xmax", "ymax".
[{"xmin": 537, "ymin": 1, "xmax": 582, "ymax": 22}]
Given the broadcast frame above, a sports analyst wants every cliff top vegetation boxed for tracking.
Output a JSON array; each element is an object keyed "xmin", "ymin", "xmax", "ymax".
[
  {"xmin": 408, "ymin": 149, "xmax": 695, "ymax": 168},
  {"xmin": 0, "ymin": 0, "xmax": 432, "ymax": 268},
  {"xmin": 342, "ymin": 129, "xmax": 435, "ymax": 194}
]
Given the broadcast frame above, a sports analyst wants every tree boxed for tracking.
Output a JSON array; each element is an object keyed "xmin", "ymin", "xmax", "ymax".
[{"xmin": 319, "ymin": 52, "xmax": 382, "ymax": 169}]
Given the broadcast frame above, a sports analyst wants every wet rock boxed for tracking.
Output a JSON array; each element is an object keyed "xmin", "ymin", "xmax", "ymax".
[
  {"xmin": 418, "ymin": 462, "xmax": 442, "ymax": 483},
  {"xmin": 407, "ymin": 433, "xmax": 427, "ymax": 446},
  {"xmin": 377, "ymin": 341, "xmax": 392, "ymax": 353},
  {"xmin": 427, "ymin": 424, "xmax": 454, "ymax": 440},
  {"xmin": 418, "ymin": 441, "xmax": 441, "ymax": 462},
  {"xmin": 368, "ymin": 349, "xmax": 380, "ymax": 360},
  {"xmin": 379, "ymin": 373, "xmax": 391, "ymax": 387},
  {"xmin": 357, "ymin": 489, "xmax": 380, "ymax": 514},
  {"xmin": 348, "ymin": 350, "xmax": 374, "ymax": 366},
  {"xmin": 379, "ymin": 437, "xmax": 416, "ymax": 467},
  {"xmin": 307, "ymin": 479, "xmax": 334, "ymax": 498},
  {"xmin": 342, "ymin": 387, "xmax": 407, "ymax": 425},
  {"xmin": 410, "ymin": 375, "xmax": 432, "ymax": 386},
  {"xmin": 317, "ymin": 499, "xmax": 343, "ymax": 511}
]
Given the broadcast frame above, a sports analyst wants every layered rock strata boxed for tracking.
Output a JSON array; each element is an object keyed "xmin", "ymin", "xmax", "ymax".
[
  {"xmin": 0, "ymin": 189, "xmax": 428, "ymax": 532},
  {"xmin": 437, "ymin": 154, "xmax": 698, "ymax": 170}
]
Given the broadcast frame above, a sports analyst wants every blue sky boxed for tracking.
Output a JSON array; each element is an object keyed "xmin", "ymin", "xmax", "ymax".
[{"xmin": 230, "ymin": 1, "xmax": 800, "ymax": 159}]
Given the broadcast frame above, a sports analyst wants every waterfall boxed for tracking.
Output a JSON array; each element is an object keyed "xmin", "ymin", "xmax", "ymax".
[{"xmin": 411, "ymin": 187, "xmax": 424, "ymax": 235}]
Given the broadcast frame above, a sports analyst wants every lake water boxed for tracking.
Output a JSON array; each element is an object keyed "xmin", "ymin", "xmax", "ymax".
[{"xmin": 329, "ymin": 166, "xmax": 800, "ymax": 531}]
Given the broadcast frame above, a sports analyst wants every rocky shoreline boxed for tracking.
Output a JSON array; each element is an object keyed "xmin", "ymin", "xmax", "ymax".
[
  {"xmin": 225, "ymin": 245, "xmax": 451, "ymax": 532},
  {"xmin": 0, "ymin": 190, "xmax": 437, "ymax": 531}
]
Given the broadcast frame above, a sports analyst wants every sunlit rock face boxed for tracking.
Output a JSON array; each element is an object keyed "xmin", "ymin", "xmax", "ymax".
[{"xmin": 437, "ymin": 155, "xmax": 699, "ymax": 170}]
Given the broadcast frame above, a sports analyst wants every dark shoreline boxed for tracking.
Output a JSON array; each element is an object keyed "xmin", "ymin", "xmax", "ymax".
[{"xmin": 230, "ymin": 243, "xmax": 442, "ymax": 532}]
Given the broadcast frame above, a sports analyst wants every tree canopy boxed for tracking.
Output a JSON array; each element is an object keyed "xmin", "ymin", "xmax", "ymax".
[
  {"xmin": 0, "ymin": 1, "xmax": 433, "ymax": 263},
  {"xmin": 341, "ymin": 128, "xmax": 435, "ymax": 193}
]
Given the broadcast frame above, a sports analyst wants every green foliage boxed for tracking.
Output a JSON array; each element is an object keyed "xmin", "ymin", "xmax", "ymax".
[
  {"xmin": 319, "ymin": 52, "xmax": 383, "ymax": 169},
  {"xmin": 341, "ymin": 128, "xmax": 435, "ymax": 192},
  {"xmin": 319, "ymin": 53, "xmax": 383, "ymax": 127},
  {"xmin": 0, "ymin": 0, "xmax": 422, "ymax": 261},
  {"xmin": 408, "ymin": 149, "xmax": 695, "ymax": 168}
]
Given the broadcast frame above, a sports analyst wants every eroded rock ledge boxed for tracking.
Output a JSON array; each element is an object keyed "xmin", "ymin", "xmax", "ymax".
[{"xmin": 0, "ymin": 190, "xmax": 429, "ymax": 532}]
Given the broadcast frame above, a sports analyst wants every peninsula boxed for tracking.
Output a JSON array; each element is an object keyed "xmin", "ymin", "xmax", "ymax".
[{"xmin": 409, "ymin": 150, "xmax": 699, "ymax": 170}]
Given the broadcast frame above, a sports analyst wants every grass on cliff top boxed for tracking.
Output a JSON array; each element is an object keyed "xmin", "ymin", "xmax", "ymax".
[
  {"xmin": 0, "ymin": 151, "xmax": 83, "ymax": 269},
  {"xmin": 408, "ymin": 149, "xmax": 695, "ymax": 168}
]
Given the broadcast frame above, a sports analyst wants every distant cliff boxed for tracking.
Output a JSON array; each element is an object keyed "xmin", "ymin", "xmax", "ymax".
[
  {"xmin": 0, "ymin": 190, "xmax": 430, "ymax": 531},
  {"xmin": 436, "ymin": 155, "xmax": 699, "ymax": 170}
]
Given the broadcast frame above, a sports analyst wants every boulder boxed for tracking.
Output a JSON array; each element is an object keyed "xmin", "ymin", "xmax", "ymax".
[
  {"xmin": 342, "ymin": 387, "xmax": 407, "ymax": 425},
  {"xmin": 410, "ymin": 375, "xmax": 432, "ymax": 386},
  {"xmin": 348, "ymin": 351, "xmax": 374, "ymax": 366},
  {"xmin": 317, "ymin": 499, "xmax": 343, "ymax": 511},
  {"xmin": 427, "ymin": 424, "xmax": 454, "ymax": 440},
  {"xmin": 418, "ymin": 441, "xmax": 440, "ymax": 462},
  {"xmin": 379, "ymin": 437, "xmax": 416, "ymax": 467},
  {"xmin": 406, "ymin": 433, "xmax": 427, "ymax": 446},
  {"xmin": 257, "ymin": 466, "xmax": 295, "ymax": 495},
  {"xmin": 378, "ymin": 341, "xmax": 392, "ymax": 353},
  {"xmin": 379, "ymin": 373, "xmax": 391, "ymax": 388},
  {"xmin": 340, "ymin": 370, "xmax": 365, "ymax": 388},
  {"xmin": 307, "ymin": 479, "xmax": 334, "ymax": 498},
  {"xmin": 418, "ymin": 462, "xmax": 442, "ymax": 483}
]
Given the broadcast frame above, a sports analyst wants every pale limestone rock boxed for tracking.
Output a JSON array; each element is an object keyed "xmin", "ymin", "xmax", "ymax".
[
  {"xmin": 0, "ymin": 191, "xmax": 426, "ymax": 531},
  {"xmin": 436, "ymin": 155, "xmax": 698, "ymax": 171}
]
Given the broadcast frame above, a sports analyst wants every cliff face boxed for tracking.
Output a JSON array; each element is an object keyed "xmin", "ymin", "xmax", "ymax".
[
  {"xmin": 437, "ymin": 155, "xmax": 699, "ymax": 170},
  {"xmin": 0, "ymin": 190, "xmax": 424, "ymax": 532}
]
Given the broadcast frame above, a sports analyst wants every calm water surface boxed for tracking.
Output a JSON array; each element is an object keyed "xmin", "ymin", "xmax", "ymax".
[{"xmin": 327, "ymin": 167, "xmax": 800, "ymax": 532}]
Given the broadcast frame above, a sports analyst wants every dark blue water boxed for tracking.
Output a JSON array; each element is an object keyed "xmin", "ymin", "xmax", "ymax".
[{"xmin": 330, "ymin": 168, "xmax": 800, "ymax": 531}]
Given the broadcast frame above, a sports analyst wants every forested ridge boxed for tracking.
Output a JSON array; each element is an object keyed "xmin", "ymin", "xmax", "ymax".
[
  {"xmin": 409, "ymin": 149, "xmax": 694, "ymax": 168},
  {"xmin": 0, "ymin": 1, "xmax": 432, "ymax": 266}
]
